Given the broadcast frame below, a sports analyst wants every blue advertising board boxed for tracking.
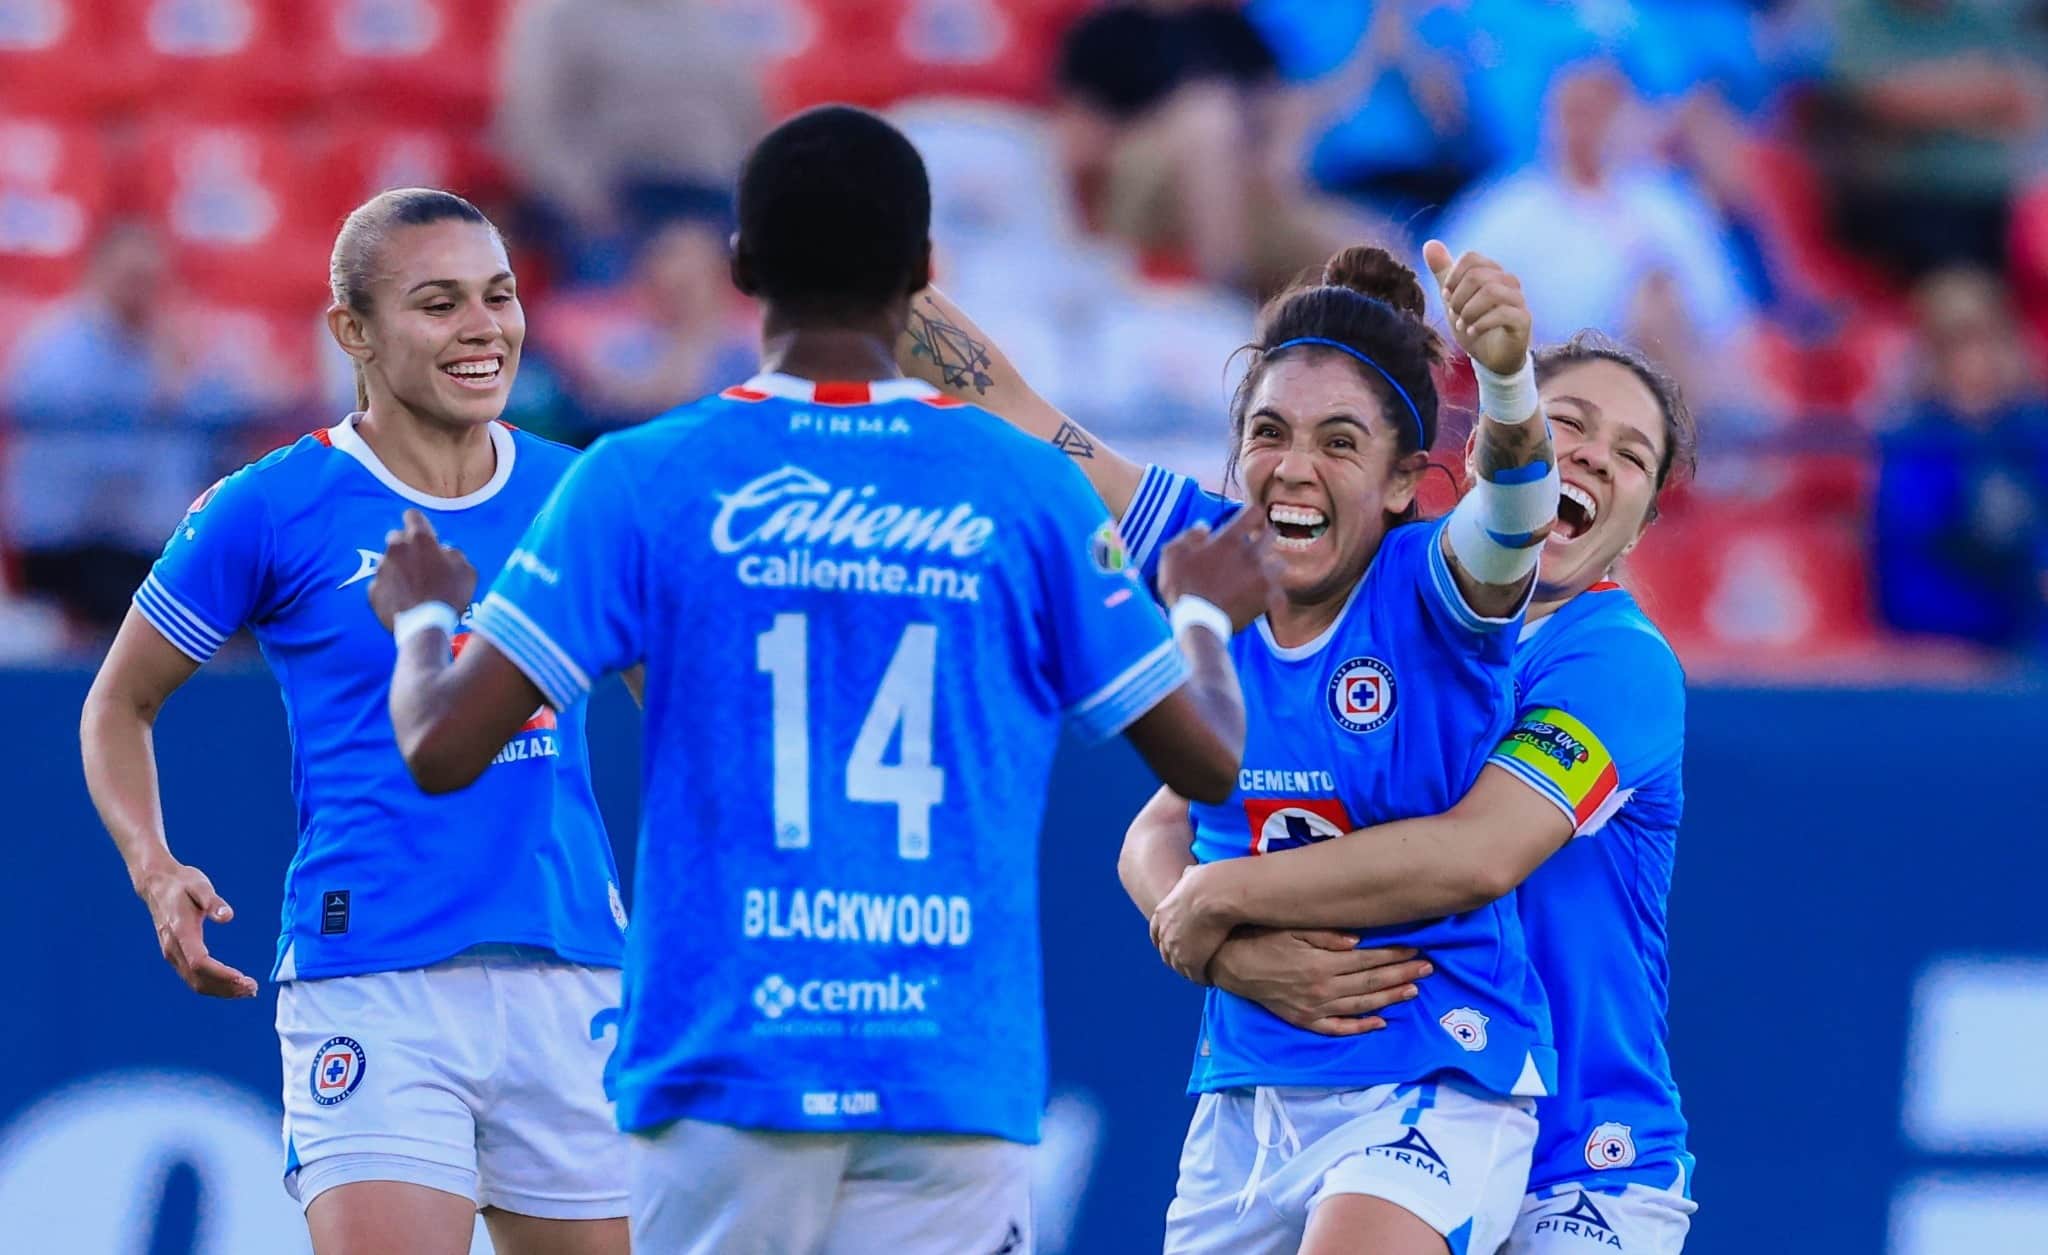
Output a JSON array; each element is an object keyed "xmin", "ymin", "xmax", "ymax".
[{"xmin": 4, "ymin": 667, "xmax": 2045, "ymax": 1253}]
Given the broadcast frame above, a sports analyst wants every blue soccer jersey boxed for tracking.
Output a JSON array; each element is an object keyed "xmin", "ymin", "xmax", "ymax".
[
  {"xmin": 1121, "ymin": 466, "xmax": 1556, "ymax": 1099},
  {"xmin": 135, "ymin": 417, "xmax": 626, "ymax": 982},
  {"xmin": 1487, "ymin": 583, "xmax": 1691, "ymax": 1194},
  {"xmin": 472, "ymin": 373, "xmax": 1189, "ymax": 1144}
]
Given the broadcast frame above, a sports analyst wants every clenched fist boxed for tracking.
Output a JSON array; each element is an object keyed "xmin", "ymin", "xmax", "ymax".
[
  {"xmin": 1424, "ymin": 240, "xmax": 1532, "ymax": 377},
  {"xmin": 368, "ymin": 509, "xmax": 477, "ymax": 629}
]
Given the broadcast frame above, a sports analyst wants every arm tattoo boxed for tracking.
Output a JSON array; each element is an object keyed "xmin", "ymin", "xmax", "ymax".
[
  {"xmin": 1051, "ymin": 420, "xmax": 1096, "ymax": 460},
  {"xmin": 1474, "ymin": 412, "xmax": 1553, "ymax": 486},
  {"xmin": 906, "ymin": 298, "xmax": 995, "ymax": 395},
  {"xmin": 1475, "ymin": 411, "xmax": 1556, "ymax": 548}
]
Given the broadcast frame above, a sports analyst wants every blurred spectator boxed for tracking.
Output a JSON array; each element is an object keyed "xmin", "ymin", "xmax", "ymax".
[
  {"xmin": 1819, "ymin": 0, "xmax": 2048, "ymax": 280},
  {"xmin": 2, "ymin": 222, "xmax": 209, "ymax": 633},
  {"xmin": 1246, "ymin": 0, "xmax": 1482, "ymax": 227},
  {"xmin": 1053, "ymin": 0, "xmax": 1374, "ymax": 294},
  {"xmin": 495, "ymin": 0, "xmax": 764, "ymax": 278},
  {"xmin": 1434, "ymin": 60, "xmax": 1758, "ymax": 404},
  {"xmin": 1874, "ymin": 268, "xmax": 2048, "ymax": 651},
  {"xmin": 543, "ymin": 219, "xmax": 756, "ymax": 427}
]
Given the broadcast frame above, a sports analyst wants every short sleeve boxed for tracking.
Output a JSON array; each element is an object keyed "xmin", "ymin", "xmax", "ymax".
[
  {"xmin": 1033, "ymin": 461, "xmax": 1189, "ymax": 744},
  {"xmin": 133, "ymin": 471, "xmax": 273, "ymax": 663},
  {"xmin": 470, "ymin": 440, "xmax": 645, "ymax": 711},
  {"xmin": 1488, "ymin": 623, "xmax": 1684, "ymax": 837},
  {"xmin": 1119, "ymin": 464, "xmax": 1242, "ymax": 599},
  {"xmin": 1408, "ymin": 515, "xmax": 1529, "ymax": 641}
]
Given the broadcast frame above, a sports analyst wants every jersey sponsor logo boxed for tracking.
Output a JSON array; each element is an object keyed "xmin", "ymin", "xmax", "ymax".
[
  {"xmin": 309, "ymin": 1036, "xmax": 366, "ymax": 1106},
  {"xmin": 1531, "ymin": 1191, "xmax": 1623, "ymax": 1248},
  {"xmin": 736, "ymin": 549, "xmax": 982, "ymax": 603},
  {"xmin": 1367, "ymin": 1127, "xmax": 1452, "ymax": 1184},
  {"xmin": 1089, "ymin": 519, "xmax": 1129, "ymax": 574},
  {"xmin": 711, "ymin": 465, "xmax": 995, "ymax": 560},
  {"xmin": 1327, "ymin": 657, "xmax": 1397, "ymax": 733},
  {"xmin": 787, "ymin": 410, "xmax": 915, "ymax": 438},
  {"xmin": 1440, "ymin": 1007, "xmax": 1490, "ymax": 1051},
  {"xmin": 337, "ymin": 548, "xmax": 382, "ymax": 589},
  {"xmin": 507, "ymin": 548, "xmax": 559, "ymax": 586},
  {"xmin": 743, "ymin": 888, "xmax": 973, "ymax": 948},
  {"xmin": 1238, "ymin": 768, "xmax": 1338, "ymax": 793},
  {"xmin": 802, "ymin": 1090, "xmax": 883, "ymax": 1117},
  {"xmin": 749, "ymin": 971, "xmax": 938, "ymax": 1038},
  {"xmin": 1242, "ymin": 796, "xmax": 1354, "ymax": 856},
  {"xmin": 1495, "ymin": 707, "xmax": 1618, "ymax": 827},
  {"xmin": 1585, "ymin": 1122, "xmax": 1638, "ymax": 1171}
]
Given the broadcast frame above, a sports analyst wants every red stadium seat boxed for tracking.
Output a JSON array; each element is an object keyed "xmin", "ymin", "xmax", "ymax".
[
  {"xmin": 315, "ymin": 123, "xmax": 502, "ymax": 228},
  {"xmin": 2010, "ymin": 178, "xmax": 2048, "ymax": 362},
  {"xmin": 163, "ymin": 298, "xmax": 323, "ymax": 413},
  {"xmin": 0, "ymin": 0, "xmax": 135, "ymax": 116},
  {"xmin": 1624, "ymin": 496, "xmax": 1877, "ymax": 670},
  {"xmin": 134, "ymin": 120, "xmax": 331, "ymax": 308},
  {"xmin": 0, "ymin": 115, "xmax": 110, "ymax": 294},
  {"xmin": 0, "ymin": 288, "xmax": 59, "ymax": 374},
  {"xmin": 107, "ymin": 0, "xmax": 316, "ymax": 118},
  {"xmin": 768, "ymin": 0, "xmax": 1076, "ymax": 114},
  {"xmin": 306, "ymin": 0, "xmax": 506, "ymax": 127}
]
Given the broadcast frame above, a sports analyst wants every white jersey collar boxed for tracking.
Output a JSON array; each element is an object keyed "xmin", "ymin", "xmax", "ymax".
[
  {"xmin": 1256, "ymin": 571, "xmax": 1369, "ymax": 662},
  {"xmin": 326, "ymin": 414, "xmax": 517, "ymax": 511},
  {"xmin": 739, "ymin": 372, "xmax": 939, "ymax": 404}
]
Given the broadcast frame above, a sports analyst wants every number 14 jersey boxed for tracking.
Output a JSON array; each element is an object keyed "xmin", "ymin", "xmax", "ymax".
[{"xmin": 473, "ymin": 373, "xmax": 1187, "ymax": 1144}]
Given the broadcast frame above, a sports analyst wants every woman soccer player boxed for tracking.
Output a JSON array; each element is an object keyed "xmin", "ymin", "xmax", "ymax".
[
  {"xmin": 80, "ymin": 190, "xmax": 629, "ymax": 1255},
  {"xmin": 899, "ymin": 242, "xmax": 1563, "ymax": 1254},
  {"xmin": 1141, "ymin": 332, "xmax": 1701, "ymax": 1254}
]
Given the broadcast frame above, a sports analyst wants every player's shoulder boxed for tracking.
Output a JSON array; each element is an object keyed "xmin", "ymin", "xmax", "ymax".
[
  {"xmin": 196, "ymin": 424, "xmax": 349, "ymax": 509},
  {"xmin": 503, "ymin": 422, "xmax": 584, "ymax": 476},
  {"xmin": 1538, "ymin": 585, "xmax": 1684, "ymax": 703}
]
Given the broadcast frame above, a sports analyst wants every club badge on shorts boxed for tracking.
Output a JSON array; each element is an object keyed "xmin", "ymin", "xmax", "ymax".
[{"xmin": 310, "ymin": 1036, "xmax": 367, "ymax": 1106}]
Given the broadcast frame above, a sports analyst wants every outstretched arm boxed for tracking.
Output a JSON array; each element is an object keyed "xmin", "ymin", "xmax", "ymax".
[
  {"xmin": 1425, "ymin": 241, "xmax": 1557, "ymax": 620},
  {"xmin": 371, "ymin": 511, "xmax": 552, "ymax": 794},
  {"xmin": 1149, "ymin": 764, "xmax": 1571, "ymax": 981},
  {"xmin": 897, "ymin": 287, "xmax": 1145, "ymax": 517},
  {"xmin": 82, "ymin": 610, "xmax": 258, "ymax": 998}
]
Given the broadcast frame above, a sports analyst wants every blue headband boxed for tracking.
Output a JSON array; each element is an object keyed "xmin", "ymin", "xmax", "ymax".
[{"xmin": 1268, "ymin": 336, "xmax": 1426, "ymax": 447}]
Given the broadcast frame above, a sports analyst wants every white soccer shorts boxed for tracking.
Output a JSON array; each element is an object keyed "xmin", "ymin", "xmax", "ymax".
[
  {"xmin": 277, "ymin": 946, "xmax": 627, "ymax": 1219},
  {"xmin": 1164, "ymin": 1081, "xmax": 1537, "ymax": 1255},
  {"xmin": 1505, "ymin": 1174, "xmax": 1696, "ymax": 1255},
  {"xmin": 630, "ymin": 1117, "xmax": 1032, "ymax": 1254}
]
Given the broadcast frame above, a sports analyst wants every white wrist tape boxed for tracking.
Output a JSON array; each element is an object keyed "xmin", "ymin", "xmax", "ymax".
[
  {"xmin": 1447, "ymin": 460, "xmax": 1558, "ymax": 584},
  {"xmin": 1169, "ymin": 595, "xmax": 1233, "ymax": 643},
  {"xmin": 1473, "ymin": 355, "xmax": 1539, "ymax": 425},
  {"xmin": 393, "ymin": 601, "xmax": 459, "ymax": 647}
]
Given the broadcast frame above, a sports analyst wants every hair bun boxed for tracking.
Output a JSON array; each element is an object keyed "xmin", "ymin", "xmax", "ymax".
[{"xmin": 1321, "ymin": 245, "xmax": 1428, "ymax": 321}]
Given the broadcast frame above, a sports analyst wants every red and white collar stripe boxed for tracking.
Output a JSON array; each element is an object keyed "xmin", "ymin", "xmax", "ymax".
[{"xmin": 723, "ymin": 372, "xmax": 941, "ymax": 406}]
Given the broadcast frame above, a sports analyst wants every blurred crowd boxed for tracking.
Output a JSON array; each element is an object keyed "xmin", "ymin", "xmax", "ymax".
[{"xmin": 2, "ymin": 0, "xmax": 2046, "ymax": 674}]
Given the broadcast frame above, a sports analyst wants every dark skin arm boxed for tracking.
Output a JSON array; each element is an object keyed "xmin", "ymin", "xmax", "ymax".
[{"xmin": 369, "ymin": 510, "xmax": 555, "ymax": 794}]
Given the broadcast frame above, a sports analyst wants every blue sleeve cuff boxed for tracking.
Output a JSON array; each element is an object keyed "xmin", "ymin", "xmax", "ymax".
[
  {"xmin": 470, "ymin": 593, "xmax": 592, "ymax": 712},
  {"xmin": 133, "ymin": 574, "xmax": 230, "ymax": 663},
  {"xmin": 1119, "ymin": 465, "xmax": 1186, "ymax": 579},
  {"xmin": 1425, "ymin": 518, "xmax": 1529, "ymax": 635},
  {"xmin": 1066, "ymin": 637, "xmax": 1190, "ymax": 744}
]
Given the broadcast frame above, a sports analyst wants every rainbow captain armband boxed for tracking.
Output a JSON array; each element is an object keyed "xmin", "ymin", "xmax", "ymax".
[{"xmin": 1489, "ymin": 706, "xmax": 1623, "ymax": 835}]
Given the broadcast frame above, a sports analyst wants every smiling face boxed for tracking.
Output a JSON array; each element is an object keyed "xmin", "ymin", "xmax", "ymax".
[
  {"xmin": 1235, "ymin": 351, "xmax": 1425, "ymax": 607},
  {"xmin": 336, "ymin": 219, "xmax": 523, "ymax": 429},
  {"xmin": 1527, "ymin": 358, "xmax": 1669, "ymax": 601}
]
